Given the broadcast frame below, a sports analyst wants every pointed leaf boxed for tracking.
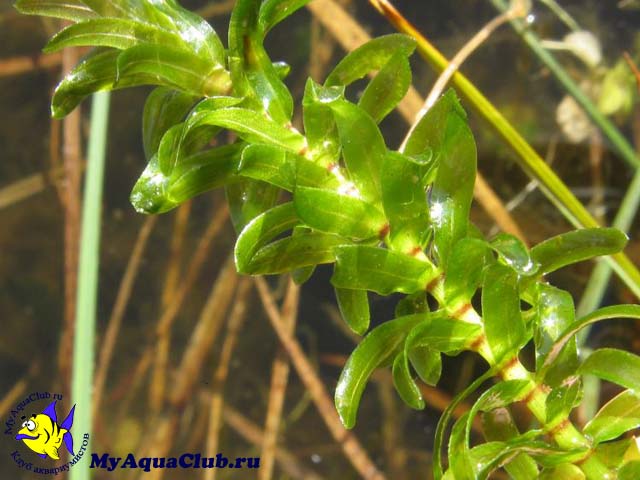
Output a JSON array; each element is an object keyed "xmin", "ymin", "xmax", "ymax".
[
  {"xmin": 44, "ymin": 18, "xmax": 182, "ymax": 52},
  {"xmin": 358, "ymin": 52, "xmax": 412, "ymax": 123},
  {"xmin": 259, "ymin": 0, "xmax": 312, "ymax": 34},
  {"xmin": 116, "ymin": 44, "xmax": 232, "ymax": 97},
  {"xmin": 429, "ymin": 91, "xmax": 477, "ymax": 268},
  {"xmin": 542, "ymin": 305, "xmax": 640, "ymax": 373},
  {"xmin": 130, "ymin": 144, "xmax": 242, "ymax": 214},
  {"xmin": 580, "ymin": 348, "xmax": 640, "ymax": 391},
  {"xmin": 329, "ymin": 100, "xmax": 386, "ymax": 202},
  {"xmin": 408, "ymin": 346, "xmax": 441, "ymax": 386},
  {"xmin": 302, "ymin": 79, "xmax": 343, "ymax": 166},
  {"xmin": 335, "ymin": 287, "xmax": 370, "ymax": 335},
  {"xmin": 226, "ymin": 180, "xmax": 280, "ymax": 232},
  {"xmin": 490, "ymin": 233, "xmax": 538, "ymax": 276},
  {"xmin": 381, "ymin": 151, "xmax": 431, "ymax": 253},
  {"xmin": 530, "ymin": 227, "xmax": 628, "ymax": 275},
  {"xmin": 405, "ymin": 316, "xmax": 482, "ymax": 354},
  {"xmin": 331, "ymin": 245, "xmax": 440, "ymax": 295},
  {"xmin": 187, "ymin": 107, "xmax": 305, "ymax": 153},
  {"xmin": 234, "ymin": 202, "xmax": 299, "ymax": 273},
  {"xmin": 229, "ymin": 0, "xmax": 293, "ymax": 122},
  {"xmin": 52, "ymin": 49, "xmax": 153, "ymax": 118},
  {"xmin": 444, "ymin": 237, "xmax": 491, "ymax": 307},
  {"xmin": 395, "ymin": 292, "xmax": 429, "ymax": 317},
  {"xmin": 294, "ymin": 187, "xmax": 386, "ymax": 240},
  {"xmin": 545, "ymin": 377, "xmax": 582, "ymax": 425},
  {"xmin": 245, "ymin": 231, "xmax": 344, "ymax": 275},
  {"xmin": 392, "ymin": 350, "xmax": 425, "ymax": 410},
  {"xmin": 15, "ymin": 0, "xmax": 97, "ymax": 21},
  {"xmin": 482, "ymin": 264, "xmax": 526, "ymax": 362},
  {"xmin": 238, "ymin": 144, "xmax": 339, "ymax": 191},
  {"xmin": 325, "ymin": 34, "xmax": 416, "ymax": 87},
  {"xmin": 584, "ymin": 390, "xmax": 640, "ymax": 444},
  {"xmin": 142, "ymin": 87, "xmax": 196, "ymax": 159},
  {"xmin": 335, "ymin": 314, "xmax": 425, "ymax": 428}
]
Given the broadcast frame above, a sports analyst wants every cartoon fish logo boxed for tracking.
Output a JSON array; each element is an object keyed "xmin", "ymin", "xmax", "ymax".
[{"xmin": 15, "ymin": 400, "xmax": 75, "ymax": 460}]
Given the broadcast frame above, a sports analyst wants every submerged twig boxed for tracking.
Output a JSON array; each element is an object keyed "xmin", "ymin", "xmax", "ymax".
[
  {"xmin": 150, "ymin": 202, "xmax": 191, "ymax": 415},
  {"xmin": 204, "ymin": 277, "xmax": 253, "ymax": 480},
  {"xmin": 93, "ymin": 216, "xmax": 158, "ymax": 420},
  {"xmin": 260, "ymin": 278, "xmax": 301, "ymax": 480},
  {"xmin": 401, "ymin": 2, "xmax": 528, "ymax": 151},
  {"xmin": 254, "ymin": 277, "xmax": 386, "ymax": 480}
]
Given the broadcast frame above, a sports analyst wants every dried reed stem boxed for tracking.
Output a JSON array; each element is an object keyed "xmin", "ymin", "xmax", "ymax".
[
  {"xmin": 57, "ymin": 43, "xmax": 82, "ymax": 398},
  {"xmin": 204, "ymin": 277, "xmax": 253, "ymax": 480},
  {"xmin": 93, "ymin": 216, "xmax": 158, "ymax": 419},
  {"xmin": 259, "ymin": 278, "xmax": 300, "ymax": 480},
  {"xmin": 149, "ymin": 207, "xmax": 228, "ymax": 412},
  {"xmin": 150, "ymin": 202, "xmax": 192, "ymax": 415},
  {"xmin": 254, "ymin": 277, "xmax": 386, "ymax": 480}
]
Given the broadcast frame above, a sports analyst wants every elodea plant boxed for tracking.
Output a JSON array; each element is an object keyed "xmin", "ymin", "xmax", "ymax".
[{"xmin": 17, "ymin": 0, "xmax": 640, "ymax": 478}]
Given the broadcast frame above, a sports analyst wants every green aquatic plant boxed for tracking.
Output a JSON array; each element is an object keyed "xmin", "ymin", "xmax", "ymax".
[{"xmin": 16, "ymin": 0, "xmax": 640, "ymax": 478}]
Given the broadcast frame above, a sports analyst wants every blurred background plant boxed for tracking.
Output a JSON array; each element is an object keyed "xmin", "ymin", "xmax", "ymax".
[{"xmin": 1, "ymin": 0, "xmax": 640, "ymax": 479}]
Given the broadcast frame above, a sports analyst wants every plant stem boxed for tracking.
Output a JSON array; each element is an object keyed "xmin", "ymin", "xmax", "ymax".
[
  {"xmin": 368, "ymin": 0, "xmax": 640, "ymax": 300},
  {"xmin": 70, "ymin": 90, "xmax": 110, "ymax": 480}
]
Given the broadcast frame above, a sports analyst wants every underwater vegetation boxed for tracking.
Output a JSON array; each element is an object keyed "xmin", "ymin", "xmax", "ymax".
[{"xmin": 4, "ymin": 0, "xmax": 640, "ymax": 478}]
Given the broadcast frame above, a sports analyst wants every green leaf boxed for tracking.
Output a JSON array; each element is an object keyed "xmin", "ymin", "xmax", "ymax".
[
  {"xmin": 259, "ymin": 0, "xmax": 311, "ymax": 34},
  {"xmin": 290, "ymin": 226, "xmax": 316, "ymax": 285},
  {"xmin": 238, "ymin": 144, "xmax": 339, "ymax": 192},
  {"xmin": 302, "ymin": 79, "xmax": 343, "ymax": 166},
  {"xmin": 226, "ymin": 180, "xmax": 280, "ymax": 232},
  {"xmin": 477, "ymin": 380, "xmax": 532, "ymax": 412},
  {"xmin": 482, "ymin": 264, "xmax": 526, "ymax": 363},
  {"xmin": 533, "ymin": 284, "xmax": 578, "ymax": 386},
  {"xmin": 335, "ymin": 287, "xmax": 370, "ymax": 335},
  {"xmin": 444, "ymin": 237, "xmax": 491, "ymax": 307},
  {"xmin": 540, "ymin": 464, "xmax": 585, "ymax": 480},
  {"xmin": 15, "ymin": 0, "xmax": 97, "ymax": 22},
  {"xmin": 545, "ymin": 377, "xmax": 582, "ymax": 425},
  {"xmin": 116, "ymin": 44, "xmax": 232, "ymax": 97},
  {"xmin": 142, "ymin": 87, "xmax": 197, "ymax": 159},
  {"xmin": 593, "ymin": 437, "xmax": 635, "ymax": 470},
  {"xmin": 428, "ymin": 90, "xmax": 477, "ymax": 268},
  {"xmin": 335, "ymin": 314, "xmax": 425, "ymax": 428},
  {"xmin": 325, "ymin": 34, "xmax": 416, "ymax": 87},
  {"xmin": 358, "ymin": 52, "xmax": 412, "ymax": 123},
  {"xmin": 482, "ymin": 408, "xmax": 539, "ymax": 480},
  {"xmin": 331, "ymin": 245, "xmax": 439, "ymax": 295},
  {"xmin": 584, "ymin": 390, "xmax": 640, "ymax": 444},
  {"xmin": 44, "ymin": 18, "xmax": 181, "ymax": 53},
  {"xmin": 229, "ymin": 0, "xmax": 293, "ymax": 122},
  {"xmin": 130, "ymin": 144, "xmax": 242, "ymax": 214},
  {"xmin": 530, "ymin": 227, "xmax": 628, "ymax": 275},
  {"xmin": 580, "ymin": 348, "xmax": 640, "ymax": 392},
  {"xmin": 395, "ymin": 292, "xmax": 429, "ymax": 317},
  {"xmin": 407, "ymin": 346, "xmax": 441, "ymax": 386},
  {"xmin": 490, "ymin": 233, "xmax": 538, "ymax": 276},
  {"xmin": 381, "ymin": 151, "xmax": 431, "ymax": 253},
  {"xmin": 619, "ymin": 461, "xmax": 640, "ymax": 480},
  {"xmin": 392, "ymin": 350, "xmax": 425, "ymax": 410},
  {"xmin": 245, "ymin": 231, "xmax": 344, "ymax": 275},
  {"xmin": 52, "ymin": 50, "xmax": 153, "ymax": 118},
  {"xmin": 329, "ymin": 100, "xmax": 386, "ymax": 202},
  {"xmin": 447, "ymin": 413, "xmax": 475, "ymax": 479},
  {"xmin": 186, "ymin": 107, "xmax": 305, "ymax": 153},
  {"xmin": 541, "ymin": 305, "xmax": 640, "ymax": 373},
  {"xmin": 405, "ymin": 315, "xmax": 482, "ymax": 354},
  {"xmin": 234, "ymin": 202, "xmax": 299, "ymax": 273},
  {"xmin": 294, "ymin": 187, "xmax": 386, "ymax": 240}
]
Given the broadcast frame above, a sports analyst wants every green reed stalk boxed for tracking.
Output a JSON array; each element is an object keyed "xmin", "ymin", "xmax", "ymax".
[{"xmin": 70, "ymin": 91, "xmax": 110, "ymax": 480}]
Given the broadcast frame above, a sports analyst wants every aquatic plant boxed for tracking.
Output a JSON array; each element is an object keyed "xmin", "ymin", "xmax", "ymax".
[{"xmin": 16, "ymin": 0, "xmax": 640, "ymax": 478}]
